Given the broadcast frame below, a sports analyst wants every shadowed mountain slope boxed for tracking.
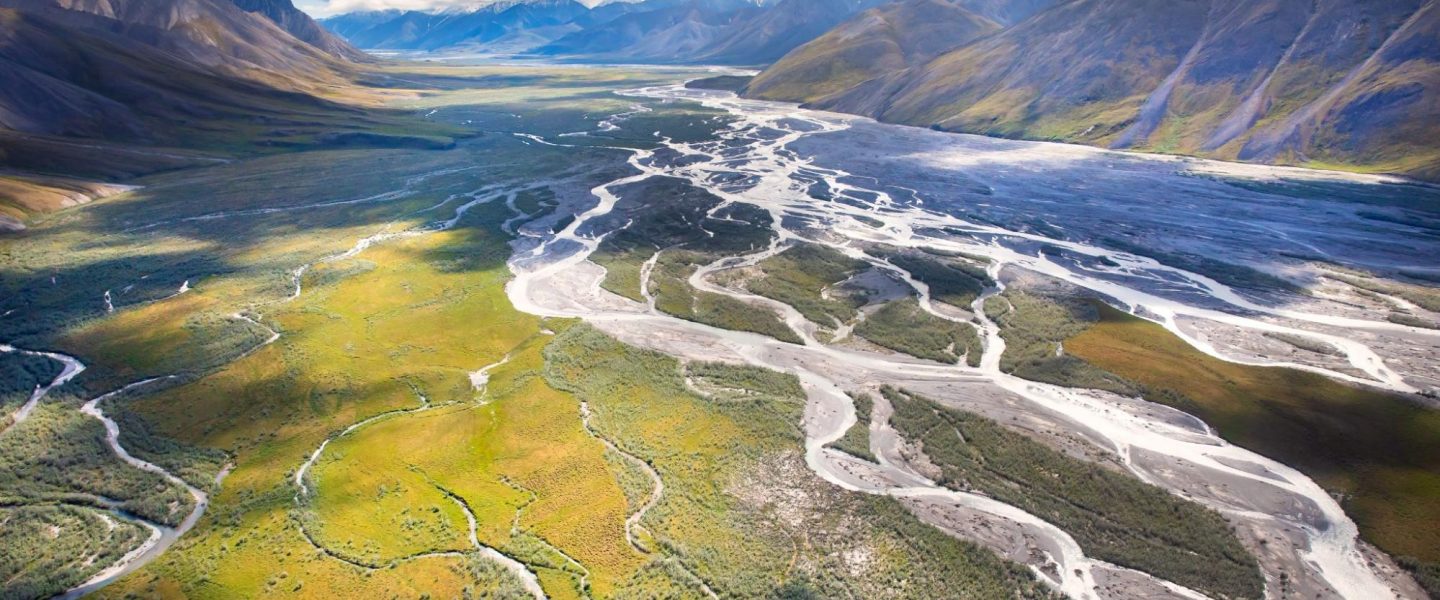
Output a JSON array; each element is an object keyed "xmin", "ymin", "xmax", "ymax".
[
  {"xmin": 4, "ymin": 0, "xmax": 358, "ymax": 78},
  {"xmin": 0, "ymin": 0, "xmax": 453, "ymax": 230},
  {"xmin": 747, "ymin": 0, "xmax": 1440, "ymax": 180}
]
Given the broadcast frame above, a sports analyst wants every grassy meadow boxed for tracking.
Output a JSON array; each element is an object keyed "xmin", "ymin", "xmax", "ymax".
[
  {"xmin": 0, "ymin": 64, "xmax": 701, "ymax": 598},
  {"xmin": 883, "ymin": 387, "xmax": 1263, "ymax": 599},
  {"xmin": 1066, "ymin": 303, "xmax": 1440, "ymax": 567}
]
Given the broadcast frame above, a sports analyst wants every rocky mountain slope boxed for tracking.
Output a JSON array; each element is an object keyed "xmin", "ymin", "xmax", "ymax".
[
  {"xmin": 5, "ymin": 0, "xmax": 358, "ymax": 79},
  {"xmin": 232, "ymin": 0, "xmax": 369, "ymax": 59},
  {"xmin": 743, "ymin": 0, "xmax": 1005, "ymax": 108},
  {"xmin": 746, "ymin": 0, "xmax": 1440, "ymax": 180}
]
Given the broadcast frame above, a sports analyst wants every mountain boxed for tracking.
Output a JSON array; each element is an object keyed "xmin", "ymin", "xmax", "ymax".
[
  {"xmin": 681, "ymin": 0, "xmax": 886, "ymax": 64},
  {"xmin": 315, "ymin": 8, "xmax": 404, "ymax": 38},
  {"xmin": 322, "ymin": 0, "xmax": 881, "ymax": 64},
  {"xmin": 232, "ymin": 0, "xmax": 369, "ymax": 59},
  {"xmin": 531, "ymin": 0, "xmax": 882, "ymax": 63},
  {"xmin": 744, "ymin": 0, "xmax": 1004, "ymax": 107},
  {"xmin": 531, "ymin": 0, "xmax": 758, "ymax": 60},
  {"xmin": 951, "ymin": 0, "xmax": 1057, "ymax": 23},
  {"xmin": 746, "ymin": 0, "xmax": 1440, "ymax": 180},
  {"xmin": 0, "ymin": 0, "xmax": 448, "ymax": 230},
  {"xmin": 319, "ymin": 0, "xmax": 595, "ymax": 52},
  {"xmin": 1, "ymin": 0, "xmax": 359, "ymax": 83}
]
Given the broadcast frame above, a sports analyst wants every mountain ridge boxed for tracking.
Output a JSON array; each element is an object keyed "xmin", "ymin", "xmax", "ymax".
[
  {"xmin": 745, "ymin": 0, "xmax": 1440, "ymax": 180},
  {"xmin": 0, "ymin": 0, "xmax": 457, "ymax": 230},
  {"xmin": 321, "ymin": 0, "xmax": 882, "ymax": 64}
]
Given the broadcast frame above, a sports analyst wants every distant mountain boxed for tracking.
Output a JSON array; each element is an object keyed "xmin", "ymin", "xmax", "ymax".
[
  {"xmin": 320, "ymin": 0, "xmax": 596, "ymax": 52},
  {"xmin": 317, "ymin": 8, "xmax": 405, "ymax": 38},
  {"xmin": 531, "ymin": 0, "xmax": 759, "ymax": 60},
  {"xmin": 531, "ymin": 0, "xmax": 883, "ymax": 63},
  {"xmin": 747, "ymin": 0, "xmax": 1440, "ymax": 180},
  {"xmin": 321, "ymin": 0, "xmax": 881, "ymax": 64}
]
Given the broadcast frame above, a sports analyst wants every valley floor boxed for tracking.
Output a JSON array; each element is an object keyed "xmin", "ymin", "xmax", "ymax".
[{"xmin": 1, "ymin": 59, "xmax": 1437, "ymax": 600}]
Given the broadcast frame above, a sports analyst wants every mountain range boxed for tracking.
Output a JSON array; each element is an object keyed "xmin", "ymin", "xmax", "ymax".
[
  {"xmin": 320, "ymin": 0, "xmax": 598, "ymax": 53},
  {"xmin": 2, "ymin": 0, "xmax": 1437, "ymax": 231},
  {"xmin": 746, "ymin": 0, "xmax": 1440, "ymax": 179},
  {"xmin": 315, "ymin": 0, "xmax": 1438, "ymax": 178},
  {"xmin": 320, "ymin": 0, "xmax": 885, "ymax": 64}
]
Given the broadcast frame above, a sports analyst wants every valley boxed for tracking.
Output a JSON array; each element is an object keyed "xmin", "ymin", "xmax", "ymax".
[{"xmin": 1, "ymin": 47, "xmax": 1438, "ymax": 600}]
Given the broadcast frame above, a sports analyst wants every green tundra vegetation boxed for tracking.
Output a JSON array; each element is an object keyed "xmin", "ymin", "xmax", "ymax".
[
  {"xmin": 684, "ymin": 361, "xmax": 806, "ymax": 400},
  {"xmin": 828, "ymin": 392, "xmax": 875, "ymax": 462},
  {"xmin": 1066, "ymin": 303, "xmax": 1440, "ymax": 572},
  {"xmin": 584, "ymin": 177, "xmax": 803, "ymax": 344},
  {"xmin": 0, "ymin": 351, "xmax": 60, "ymax": 410},
  {"xmin": 882, "ymin": 387, "xmax": 1263, "ymax": 599},
  {"xmin": 875, "ymin": 249, "xmax": 991, "ymax": 308},
  {"xmin": 589, "ymin": 177, "xmax": 767, "ymax": 299},
  {"xmin": 1262, "ymin": 331, "xmax": 1342, "ymax": 356},
  {"xmin": 0, "ymin": 64, "xmax": 747, "ymax": 599},
  {"xmin": 0, "ymin": 504, "xmax": 150, "ymax": 599},
  {"xmin": 746, "ymin": 243, "xmax": 868, "ymax": 327},
  {"xmin": 0, "ymin": 398, "xmax": 194, "ymax": 525},
  {"xmin": 649, "ymin": 248, "xmax": 804, "ymax": 345},
  {"xmin": 984, "ymin": 291, "xmax": 1137, "ymax": 393},
  {"xmin": 543, "ymin": 324, "xmax": 1059, "ymax": 599},
  {"xmin": 855, "ymin": 299, "xmax": 981, "ymax": 366}
]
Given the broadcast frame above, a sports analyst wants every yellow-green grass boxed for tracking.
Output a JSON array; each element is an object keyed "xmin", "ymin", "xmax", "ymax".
[
  {"xmin": 59, "ymin": 293, "xmax": 214, "ymax": 371},
  {"xmin": 1066, "ymin": 303, "xmax": 1440, "ymax": 562},
  {"xmin": 96, "ymin": 198, "xmax": 545, "ymax": 597},
  {"xmin": 748, "ymin": 243, "xmax": 867, "ymax": 327},
  {"xmin": 0, "ymin": 63, "xmax": 723, "ymax": 599},
  {"xmin": 308, "ymin": 329, "xmax": 643, "ymax": 595},
  {"xmin": 543, "ymin": 325, "xmax": 1057, "ymax": 598},
  {"xmin": 52, "ymin": 292, "xmax": 271, "ymax": 391}
]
